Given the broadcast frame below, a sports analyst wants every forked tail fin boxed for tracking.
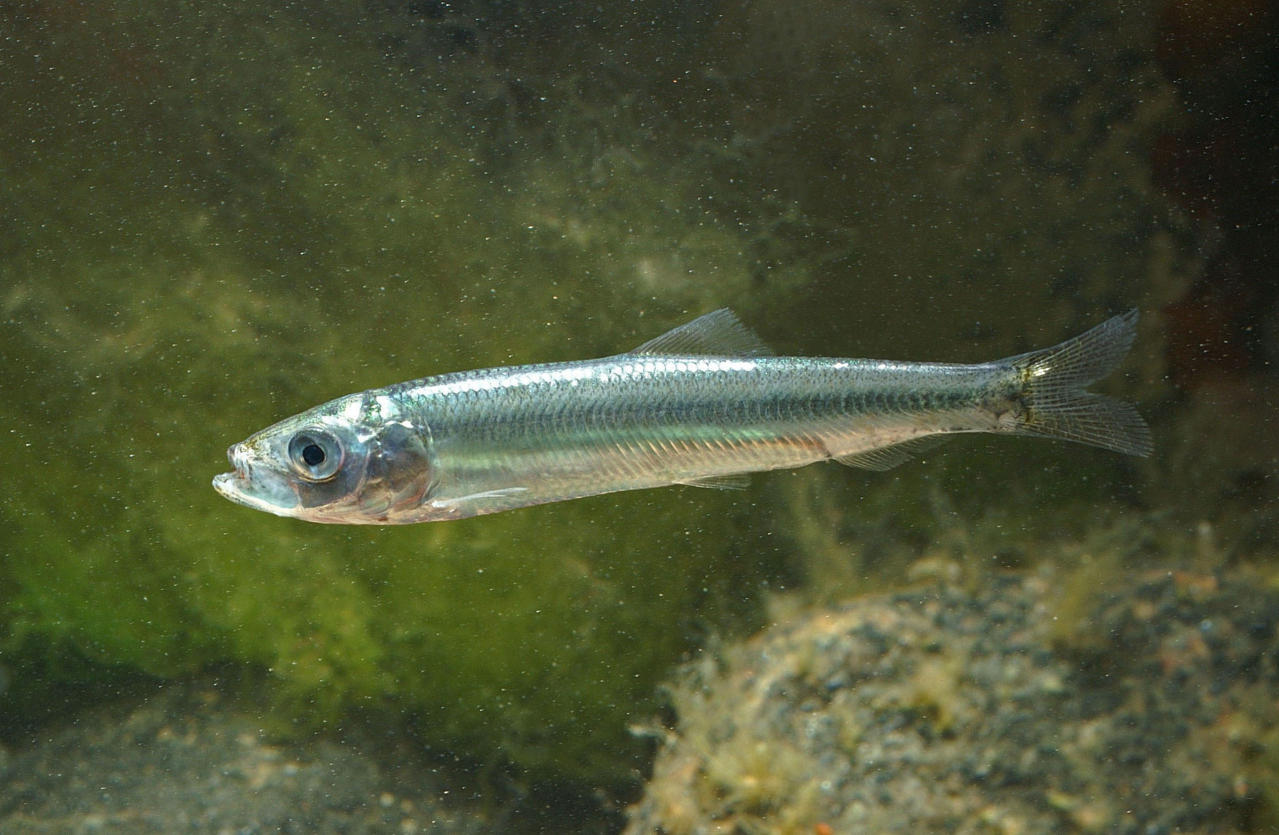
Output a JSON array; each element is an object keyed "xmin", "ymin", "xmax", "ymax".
[{"xmin": 1008, "ymin": 310, "xmax": 1152, "ymax": 457}]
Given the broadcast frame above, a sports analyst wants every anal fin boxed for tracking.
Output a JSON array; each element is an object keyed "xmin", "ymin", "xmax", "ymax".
[
  {"xmin": 836, "ymin": 436, "xmax": 949, "ymax": 471},
  {"xmin": 677, "ymin": 473, "xmax": 751, "ymax": 490}
]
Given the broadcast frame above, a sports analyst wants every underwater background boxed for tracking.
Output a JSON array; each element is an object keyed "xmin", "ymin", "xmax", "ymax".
[{"xmin": 1, "ymin": 0, "xmax": 1276, "ymax": 831}]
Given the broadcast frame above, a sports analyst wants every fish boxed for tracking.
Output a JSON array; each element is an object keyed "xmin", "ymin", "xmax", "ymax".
[{"xmin": 212, "ymin": 309, "xmax": 1151, "ymax": 524}]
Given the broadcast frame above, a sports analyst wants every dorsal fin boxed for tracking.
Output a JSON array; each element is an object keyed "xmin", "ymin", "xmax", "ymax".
[{"xmin": 630, "ymin": 309, "xmax": 774, "ymax": 357}]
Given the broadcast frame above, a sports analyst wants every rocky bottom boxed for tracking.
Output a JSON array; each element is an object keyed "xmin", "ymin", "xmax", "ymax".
[{"xmin": 626, "ymin": 572, "xmax": 1279, "ymax": 834}]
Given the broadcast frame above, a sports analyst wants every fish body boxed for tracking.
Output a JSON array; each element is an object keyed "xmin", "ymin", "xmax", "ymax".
[{"xmin": 213, "ymin": 309, "xmax": 1150, "ymax": 524}]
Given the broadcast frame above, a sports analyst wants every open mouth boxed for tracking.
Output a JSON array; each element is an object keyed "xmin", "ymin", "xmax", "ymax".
[
  {"xmin": 212, "ymin": 444, "xmax": 254, "ymax": 504},
  {"xmin": 212, "ymin": 444, "xmax": 250, "ymax": 495},
  {"xmin": 211, "ymin": 443, "xmax": 299, "ymax": 517},
  {"xmin": 211, "ymin": 469, "xmax": 245, "ymax": 500}
]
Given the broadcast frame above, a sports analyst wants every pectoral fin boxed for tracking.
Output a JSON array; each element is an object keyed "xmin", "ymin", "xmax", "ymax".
[{"xmin": 430, "ymin": 487, "xmax": 531, "ymax": 510}]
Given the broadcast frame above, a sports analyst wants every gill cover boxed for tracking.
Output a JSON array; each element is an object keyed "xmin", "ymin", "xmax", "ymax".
[{"xmin": 352, "ymin": 420, "xmax": 435, "ymax": 521}]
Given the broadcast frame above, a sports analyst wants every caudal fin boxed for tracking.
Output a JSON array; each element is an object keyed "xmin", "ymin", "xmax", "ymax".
[{"xmin": 1008, "ymin": 310, "xmax": 1152, "ymax": 457}]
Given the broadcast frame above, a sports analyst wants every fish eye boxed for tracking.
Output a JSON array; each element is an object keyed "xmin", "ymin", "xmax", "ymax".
[{"xmin": 287, "ymin": 429, "xmax": 344, "ymax": 482}]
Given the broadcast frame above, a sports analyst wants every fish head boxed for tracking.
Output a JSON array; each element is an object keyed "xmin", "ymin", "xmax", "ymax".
[{"xmin": 212, "ymin": 393, "xmax": 435, "ymax": 524}]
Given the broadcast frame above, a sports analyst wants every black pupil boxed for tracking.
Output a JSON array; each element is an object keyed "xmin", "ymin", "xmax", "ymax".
[{"xmin": 301, "ymin": 443, "xmax": 326, "ymax": 467}]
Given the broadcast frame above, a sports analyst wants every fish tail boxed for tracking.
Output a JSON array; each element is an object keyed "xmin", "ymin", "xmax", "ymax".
[{"xmin": 1005, "ymin": 309, "xmax": 1152, "ymax": 457}]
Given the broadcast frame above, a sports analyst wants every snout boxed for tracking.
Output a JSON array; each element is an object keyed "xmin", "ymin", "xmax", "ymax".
[
  {"xmin": 211, "ymin": 442, "xmax": 301, "ymax": 517},
  {"xmin": 212, "ymin": 443, "xmax": 252, "ymax": 501}
]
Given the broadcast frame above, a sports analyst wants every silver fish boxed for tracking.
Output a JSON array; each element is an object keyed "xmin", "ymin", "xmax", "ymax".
[{"xmin": 212, "ymin": 309, "xmax": 1150, "ymax": 524}]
